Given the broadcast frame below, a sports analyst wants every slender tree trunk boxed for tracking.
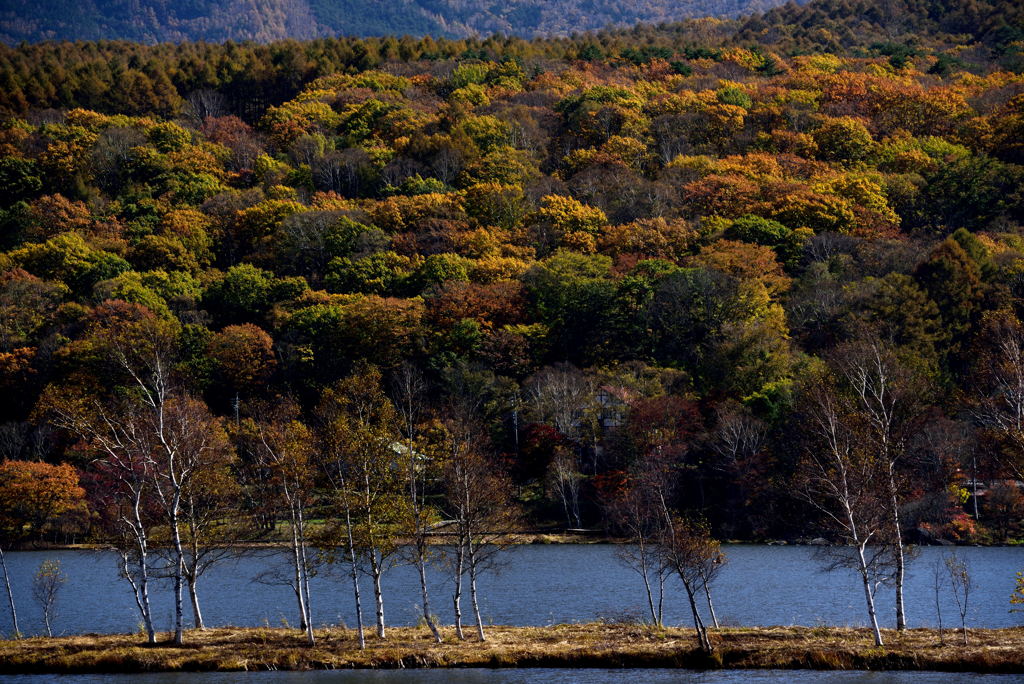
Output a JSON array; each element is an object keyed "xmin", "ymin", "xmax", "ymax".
[
  {"xmin": 129, "ymin": 494, "xmax": 156, "ymax": 645},
  {"xmin": 291, "ymin": 493, "xmax": 315, "ymax": 644},
  {"xmin": 641, "ymin": 558, "xmax": 657, "ymax": 625},
  {"xmin": 170, "ymin": 512, "xmax": 185, "ymax": 646},
  {"xmin": 407, "ymin": 437, "xmax": 442, "ymax": 643},
  {"xmin": 301, "ymin": 560, "xmax": 313, "ymax": 631},
  {"xmin": 188, "ymin": 576, "xmax": 204, "ymax": 630},
  {"xmin": 185, "ymin": 545, "xmax": 205, "ymax": 631},
  {"xmin": 702, "ymin": 576, "xmax": 719, "ymax": 629},
  {"xmin": 121, "ymin": 549, "xmax": 155, "ymax": 644},
  {"xmin": 570, "ymin": 480, "xmax": 581, "ymax": 529},
  {"xmin": 128, "ymin": 517, "xmax": 156, "ymax": 644},
  {"xmin": 297, "ymin": 525, "xmax": 314, "ymax": 645},
  {"xmin": 361, "ymin": 469, "xmax": 385, "ymax": 640},
  {"xmin": 636, "ymin": 537, "xmax": 659, "ymax": 626},
  {"xmin": 370, "ymin": 549, "xmax": 385, "ymax": 639},
  {"xmin": 139, "ymin": 561, "xmax": 154, "ymax": 644},
  {"xmin": 0, "ymin": 547, "xmax": 19, "ymax": 639},
  {"xmin": 559, "ymin": 485, "xmax": 572, "ymax": 529},
  {"xmin": 172, "ymin": 564, "xmax": 184, "ymax": 644},
  {"xmin": 856, "ymin": 542, "xmax": 884, "ymax": 647},
  {"xmin": 657, "ymin": 571, "xmax": 665, "ymax": 626},
  {"xmin": 453, "ymin": 542, "xmax": 465, "ymax": 640},
  {"xmin": 291, "ymin": 583, "xmax": 305, "ymax": 627},
  {"xmin": 683, "ymin": 584, "xmax": 711, "ymax": 653},
  {"xmin": 184, "ymin": 517, "xmax": 206, "ymax": 631},
  {"xmin": 840, "ymin": 470, "xmax": 884, "ymax": 647},
  {"xmin": 416, "ymin": 548, "xmax": 442, "ymax": 643},
  {"xmin": 344, "ymin": 502, "xmax": 365, "ymax": 650},
  {"xmin": 289, "ymin": 511, "xmax": 309, "ymax": 635},
  {"xmin": 888, "ymin": 467, "xmax": 907, "ymax": 632},
  {"xmin": 971, "ymin": 456, "xmax": 980, "ymax": 521},
  {"xmin": 468, "ymin": 550, "xmax": 485, "ymax": 642},
  {"xmin": 893, "ymin": 531, "xmax": 906, "ymax": 631}
]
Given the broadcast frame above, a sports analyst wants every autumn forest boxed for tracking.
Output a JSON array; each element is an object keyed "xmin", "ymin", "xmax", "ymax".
[{"xmin": 0, "ymin": 0, "xmax": 1023, "ymax": 650}]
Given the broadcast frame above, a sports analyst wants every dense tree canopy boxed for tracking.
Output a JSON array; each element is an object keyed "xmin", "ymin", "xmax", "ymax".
[{"xmin": 1, "ymin": 0, "xmax": 1023, "ymax": 552}]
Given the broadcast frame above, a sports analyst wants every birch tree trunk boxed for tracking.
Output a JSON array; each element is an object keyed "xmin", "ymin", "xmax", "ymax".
[
  {"xmin": 640, "ymin": 549, "xmax": 658, "ymax": 626},
  {"xmin": 417, "ymin": 552, "xmax": 441, "ymax": 642},
  {"xmin": 799, "ymin": 373, "xmax": 889, "ymax": 648},
  {"xmin": 453, "ymin": 542, "xmax": 465, "ymax": 640},
  {"xmin": 856, "ymin": 542, "xmax": 885, "ymax": 647},
  {"xmin": 122, "ymin": 491, "xmax": 156, "ymax": 644},
  {"xmin": 846, "ymin": 496, "xmax": 884, "ymax": 647},
  {"xmin": 344, "ymin": 500, "xmax": 365, "ymax": 650},
  {"xmin": 297, "ymin": 516, "xmax": 314, "ymax": 645},
  {"xmin": 188, "ymin": 576, "xmax": 204, "ymax": 631},
  {"xmin": 0, "ymin": 547, "xmax": 19, "ymax": 639},
  {"xmin": 370, "ymin": 549, "xmax": 385, "ymax": 638},
  {"xmin": 136, "ymin": 544, "xmax": 155, "ymax": 644},
  {"xmin": 394, "ymin": 362, "xmax": 442, "ymax": 643},
  {"xmin": 120, "ymin": 548, "xmax": 155, "ymax": 644},
  {"xmin": 657, "ymin": 572, "xmax": 665, "ymax": 626},
  {"xmin": 171, "ymin": 514, "xmax": 185, "ymax": 646},
  {"xmin": 468, "ymin": 546, "xmax": 486, "ymax": 642},
  {"xmin": 702, "ymin": 576, "xmax": 719, "ymax": 629},
  {"xmin": 683, "ymin": 584, "xmax": 711, "ymax": 653},
  {"xmin": 841, "ymin": 340, "xmax": 920, "ymax": 633},
  {"xmin": 288, "ymin": 506, "xmax": 310, "ymax": 638},
  {"xmin": 888, "ymin": 465, "xmax": 907, "ymax": 631}
]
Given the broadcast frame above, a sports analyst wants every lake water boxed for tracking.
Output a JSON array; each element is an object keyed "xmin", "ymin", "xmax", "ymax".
[
  {"xmin": 4, "ymin": 670, "xmax": 1024, "ymax": 684},
  {"xmin": 0, "ymin": 544, "xmax": 1020, "ymax": 638}
]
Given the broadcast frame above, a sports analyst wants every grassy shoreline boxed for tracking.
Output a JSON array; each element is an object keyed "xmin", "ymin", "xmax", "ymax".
[{"xmin": 1, "ymin": 624, "xmax": 1022, "ymax": 674}]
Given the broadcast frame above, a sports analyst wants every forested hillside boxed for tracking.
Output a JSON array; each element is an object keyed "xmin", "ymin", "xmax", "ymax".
[
  {"xmin": 739, "ymin": 0, "xmax": 1024, "ymax": 53},
  {"xmin": 2, "ymin": 0, "xmax": 1021, "ymax": 122},
  {"xmin": 0, "ymin": 0, "xmax": 796, "ymax": 45},
  {"xmin": 1, "ymin": 0, "xmax": 1024, "ymax": 564}
]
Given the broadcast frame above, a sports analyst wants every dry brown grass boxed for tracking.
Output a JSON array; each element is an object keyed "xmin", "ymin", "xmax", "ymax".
[{"xmin": 0, "ymin": 624, "xmax": 1021, "ymax": 674}]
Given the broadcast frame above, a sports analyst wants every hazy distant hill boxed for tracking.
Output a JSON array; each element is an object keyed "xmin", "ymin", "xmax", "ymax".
[
  {"xmin": 736, "ymin": 0, "xmax": 1024, "ymax": 53},
  {"xmin": 0, "ymin": 0, "xmax": 798, "ymax": 45}
]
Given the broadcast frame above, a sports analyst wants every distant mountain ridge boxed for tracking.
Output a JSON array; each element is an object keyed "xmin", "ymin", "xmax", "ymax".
[{"xmin": 0, "ymin": 0, "xmax": 799, "ymax": 45}]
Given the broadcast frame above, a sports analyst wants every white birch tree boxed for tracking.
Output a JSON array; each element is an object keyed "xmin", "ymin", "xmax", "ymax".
[
  {"xmin": 235, "ymin": 400, "xmax": 317, "ymax": 645},
  {"xmin": 440, "ymin": 414, "xmax": 519, "ymax": 642},
  {"xmin": 318, "ymin": 365, "xmax": 407, "ymax": 642},
  {"xmin": 796, "ymin": 374, "xmax": 890, "ymax": 647},
  {"xmin": 392, "ymin": 363, "xmax": 443, "ymax": 643},
  {"xmin": 834, "ymin": 339, "xmax": 926, "ymax": 632}
]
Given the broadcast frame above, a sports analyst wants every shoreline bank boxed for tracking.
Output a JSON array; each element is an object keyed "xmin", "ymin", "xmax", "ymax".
[
  {"xmin": 1, "ymin": 625, "xmax": 1022, "ymax": 674},
  {"xmin": 11, "ymin": 533, "xmax": 1022, "ymax": 552}
]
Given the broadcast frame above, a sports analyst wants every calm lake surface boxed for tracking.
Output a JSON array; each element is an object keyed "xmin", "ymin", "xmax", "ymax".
[
  {"xmin": 4, "ymin": 671, "xmax": 1024, "ymax": 684},
  {"xmin": 0, "ymin": 544, "xmax": 1020, "ymax": 638}
]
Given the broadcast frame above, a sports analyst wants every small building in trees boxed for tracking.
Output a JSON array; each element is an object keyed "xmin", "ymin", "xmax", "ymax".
[{"xmin": 596, "ymin": 384, "xmax": 633, "ymax": 431}]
